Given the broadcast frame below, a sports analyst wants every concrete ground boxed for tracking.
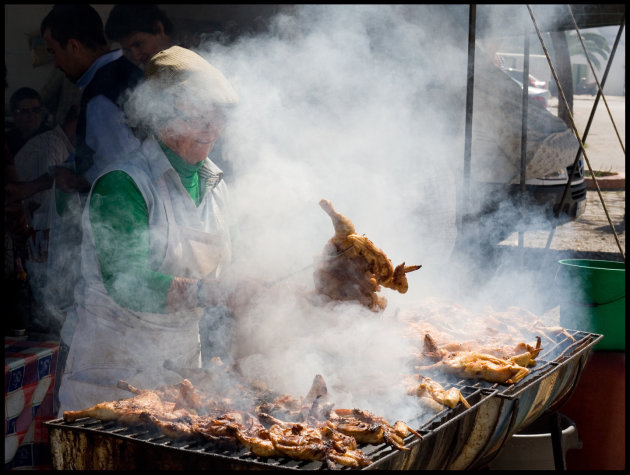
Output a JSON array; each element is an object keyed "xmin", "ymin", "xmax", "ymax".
[{"xmin": 499, "ymin": 189, "xmax": 625, "ymax": 258}]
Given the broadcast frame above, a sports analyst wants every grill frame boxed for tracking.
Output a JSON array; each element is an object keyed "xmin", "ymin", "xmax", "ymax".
[{"xmin": 45, "ymin": 329, "xmax": 601, "ymax": 470}]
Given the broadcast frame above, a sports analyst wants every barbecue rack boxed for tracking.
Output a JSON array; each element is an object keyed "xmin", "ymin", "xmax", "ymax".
[
  {"xmin": 444, "ymin": 327, "xmax": 603, "ymax": 470},
  {"xmin": 45, "ymin": 329, "xmax": 601, "ymax": 470},
  {"xmin": 45, "ymin": 386, "xmax": 495, "ymax": 471}
]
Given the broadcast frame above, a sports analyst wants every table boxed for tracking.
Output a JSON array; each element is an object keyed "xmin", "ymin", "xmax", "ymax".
[{"xmin": 4, "ymin": 336, "xmax": 59, "ymax": 470}]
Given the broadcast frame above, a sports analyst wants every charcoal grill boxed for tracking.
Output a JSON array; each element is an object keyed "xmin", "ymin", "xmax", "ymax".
[
  {"xmin": 445, "ymin": 328, "xmax": 603, "ymax": 470},
  {"xmin": 44, "ymin": 329, "xmax": 601, "ymax": 470},
  {"xmin": 45, "ymin": 386, "xmax": 495, "ymax": 470}
]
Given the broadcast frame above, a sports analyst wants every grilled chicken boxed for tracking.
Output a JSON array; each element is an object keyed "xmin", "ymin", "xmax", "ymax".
[
  {"xmin": 405, "ymin": 375, "xmax": 471, "ymax": 409},
  {"xmin": 192, "ymin": 411, "xmax": 252, "ymax": 448},
  {"xmin": 62, "ymin": 395, "xmax": 162, "ymax": 424},
  {"xmin": 327, "ymin": 408, "xmax": 422, "ymax": 450},
  {"xmin": 314, "ymin": 199, "xmax": 421, "ymax": 311},
  {"xmin": 139, "ymin": 411, "xmax": 197, "ymax": 438},
  {"xmin": 62, "ymin": 376, "xmax": 414, "ymax": 468},
  {"xmin": 254, "ymin": 373, "xmax": 332, "ymax": 423},
  {"xmin": 257, "ymin": 414, "xmax": 371, "ymax": 468},
  {"xmin": 63, "ymin": 381, "xmax": 195, "ymax": 439},
  {"xmin": 417, "ymin": 350, "xmax": 531, "ymax": 385},
  {"xmin": 435, "ymin": 337, "xmax": 543, "ymax": 366},
  {"xmin": 418, "ymin": 333, "xmax": 542, "ymax": 385},
  {"xmin": 444, "ymin": 352, "xmax": 531, "ymax": 384},
  {"xmin": 228, "ymin": 422, "xmax": 282, "ymax": 457}
]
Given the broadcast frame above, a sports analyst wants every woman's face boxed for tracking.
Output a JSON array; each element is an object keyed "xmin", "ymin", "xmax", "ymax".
[{"xmin": 158, "ymin": 106, "xmax": 226, "ymax": 164}]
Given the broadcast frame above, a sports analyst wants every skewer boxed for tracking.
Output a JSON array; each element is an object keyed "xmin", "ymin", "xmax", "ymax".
[{"xmin": 264, "ymin": 245, "xmax": 354, "ymax": 287}]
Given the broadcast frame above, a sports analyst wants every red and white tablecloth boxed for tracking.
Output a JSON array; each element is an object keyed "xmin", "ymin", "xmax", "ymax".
[{"xmin": 4, "ymin": 337, "xmax": 59, "ymax": 470}]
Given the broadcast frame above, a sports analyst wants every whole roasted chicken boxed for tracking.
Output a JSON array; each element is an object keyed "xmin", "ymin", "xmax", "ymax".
[{"xmin": 314, "ymin": 199, "xmax": 421, "ymax": 311}]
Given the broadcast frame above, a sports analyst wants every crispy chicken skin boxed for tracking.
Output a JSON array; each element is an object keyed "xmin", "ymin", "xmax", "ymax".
[
  {"xmin": 62, "ymin": 376, "xmax": 419, "ymax": 468},
  {"xmin": 62, "ymin": 382, "xmax": 193, "ymax": 435},
  {"xmin": 405, "ymin": 374, "xmax": 471, "ymax": 409},
  {"xmin": 417, "ymin": 333, "xmax": 543, "ymax": 385},
  {"xmin": 315, "ymin": 199, "xmax": 420, "ymax": 310},
  {"xmin": 327, "ymin": 408, "xmax": 422, "ymax": 450}
]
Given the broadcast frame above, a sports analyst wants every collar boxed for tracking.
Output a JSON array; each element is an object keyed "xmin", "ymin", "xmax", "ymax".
[
  {"xmin": 199, "ymin": 159, "xmax": 224, "ymax": 190},
  {"xmin": 153, "ymin": 138, "xmax": 224, "ymax": 190},
  {"xmin": 158, "ymin": 140, "xmax": 203, "ymax": 180},
  {"xmin": 76, "ymin": 49, "xmax": 123, "ymax": 90}
]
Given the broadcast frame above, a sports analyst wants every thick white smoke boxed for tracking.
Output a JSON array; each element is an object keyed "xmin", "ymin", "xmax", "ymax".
[
  {"xmin": 190, "ymin": 5, "xmax": 474, "ymax": 419},
  {"xmin": 119, "ymin": 5, "xmax": 583, "ymax": 420},
  {"xmin": 203, "ymin": 5, "xmax": 468, "ymax": 285}
]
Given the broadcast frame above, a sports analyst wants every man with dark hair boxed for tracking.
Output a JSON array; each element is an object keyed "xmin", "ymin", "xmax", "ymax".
[
  {"xmin": 41, "ymin": 4, "xmax": 143, "ymax": 193},
  {"xmin": 105, "ymin": 4, "xmax": 175, "ymax": 68}
]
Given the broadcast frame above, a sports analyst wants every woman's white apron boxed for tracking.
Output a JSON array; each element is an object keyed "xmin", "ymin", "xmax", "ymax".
[{"xmin": 57, "ymin": 150, "xmax": 231, "ymax": 414}]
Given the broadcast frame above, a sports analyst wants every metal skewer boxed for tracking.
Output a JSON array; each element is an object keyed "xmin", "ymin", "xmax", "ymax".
[{"xmin": 265, "ymin": 245, "xmax": 355, "ymax": 287}]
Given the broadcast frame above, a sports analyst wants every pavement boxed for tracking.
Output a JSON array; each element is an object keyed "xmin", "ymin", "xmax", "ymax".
[
  {"xmin": 498, "ymin": 189, "xmax": 625, "ymax": 259},
  {"xmin": 549, "ymin": 95, "xmax": 625, "ymax": 193}
]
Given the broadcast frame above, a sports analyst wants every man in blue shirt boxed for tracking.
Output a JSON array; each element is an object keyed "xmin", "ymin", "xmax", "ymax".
[{"xmin": 41, "ymin": 4, "xmax": 144, "ymax": 194}]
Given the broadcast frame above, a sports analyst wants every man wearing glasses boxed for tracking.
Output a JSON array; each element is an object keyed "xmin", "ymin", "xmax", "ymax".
[{"xmin": 5, "ymin": 87, "xmax": 50, "ymax": 158}]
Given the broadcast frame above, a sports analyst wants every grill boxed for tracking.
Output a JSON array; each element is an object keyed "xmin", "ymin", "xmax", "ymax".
[
  {"xmin": 45, "ymin": 329, "xmax": 601, "ymax": 470},
  {"xmin": 441, "ymin": 327, "xmax": 601, "ymax": 470}
]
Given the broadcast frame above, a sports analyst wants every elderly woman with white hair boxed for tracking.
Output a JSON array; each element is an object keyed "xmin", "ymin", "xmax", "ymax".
[{"xmin": 56, "ymin": 46, "xmax": 244, "ymax": 413}]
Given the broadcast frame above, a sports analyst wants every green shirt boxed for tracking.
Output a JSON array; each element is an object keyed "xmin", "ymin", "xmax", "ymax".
[{"xmin": 89, "ymin": 141, "xmax": 203, "ymax": 313}]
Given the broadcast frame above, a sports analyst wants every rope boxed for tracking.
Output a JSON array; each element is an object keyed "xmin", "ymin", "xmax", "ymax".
[
  {"xmin": 526, "ymin": 5, "xmax": 625, "ymax": 263},
  {"xmin": 567, "ymin": 5, "xmax": 626, "ymax": 155}
]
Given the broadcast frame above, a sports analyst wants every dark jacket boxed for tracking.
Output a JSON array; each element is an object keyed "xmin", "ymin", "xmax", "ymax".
[{"xmin": 74, "ymin": 55, "xmax": 143, "ymax": 177}]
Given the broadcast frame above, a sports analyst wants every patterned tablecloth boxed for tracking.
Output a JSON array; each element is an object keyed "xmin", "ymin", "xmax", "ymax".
[{"xmin": 4, "ymin": 337, "xmax": 59, "ymax": 470}]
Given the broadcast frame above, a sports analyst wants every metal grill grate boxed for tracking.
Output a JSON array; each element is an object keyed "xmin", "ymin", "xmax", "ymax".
[{"xmin": 45, "ymin": 330, "xmax": 601, "ymax": 470}]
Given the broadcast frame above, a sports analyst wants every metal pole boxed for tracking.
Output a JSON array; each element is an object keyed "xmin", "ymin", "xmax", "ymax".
[
  {"xmin": 568, "ymin": 5, "xmax": 625, "ymax": 154},
  {"xmin": 518, "ymin": 23, "xmax": 530, "ymax": 251},
  {"xmin": 556, "ymin": 11, "xmax": 625, "ymax": 223},
  {"xmin": 570, "ymin": 12, "xmax": 625, "ymax": 157},
  {"xmin": 462, "ymin": 4, "xmax": 476, "ymax": 231}
]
